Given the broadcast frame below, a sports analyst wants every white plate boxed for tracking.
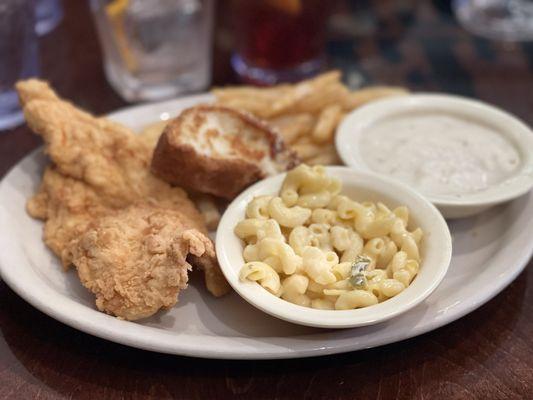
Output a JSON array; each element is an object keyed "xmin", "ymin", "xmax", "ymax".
[{"xmin": 0, "ymin": 93, "xmax": 532, "ymax": 359}]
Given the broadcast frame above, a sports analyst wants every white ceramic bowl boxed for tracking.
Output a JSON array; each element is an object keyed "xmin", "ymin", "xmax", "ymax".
[
  {"xmin": 336, "ymin": 94, "xmax": 533, "ymax": 218},
  {"xmin": 216, "ymin": 167, "xmax": 452, "ymax": 328}
]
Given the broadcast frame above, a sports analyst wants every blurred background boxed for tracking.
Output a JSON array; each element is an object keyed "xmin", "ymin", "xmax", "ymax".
[{"xmin": 1, "ymin": 0, "xmax": 533, "ymax": 132}]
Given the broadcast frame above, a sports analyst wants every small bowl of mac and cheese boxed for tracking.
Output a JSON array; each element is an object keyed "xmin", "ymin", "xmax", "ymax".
[{"xmin": 216, "ymin": 165, "xmax": 452, "ymax": 328}]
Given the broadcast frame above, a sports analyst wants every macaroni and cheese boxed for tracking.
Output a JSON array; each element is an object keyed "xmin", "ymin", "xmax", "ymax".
[{"xmin": 236, "ymin": 164, "xmax": 423, "ymax": 310}]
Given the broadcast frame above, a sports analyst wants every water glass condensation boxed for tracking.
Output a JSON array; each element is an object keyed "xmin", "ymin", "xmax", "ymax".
[
  {"xmin": 90, "ymin": 0, "xmax": 214, "ymax": 102},
  {"xmin": 454, "ymin": 0, "xmax": 533, "ymax": 41},
  {"xmin": 0, "ymin": 0, "xmax": 39, "ymax": 130}
]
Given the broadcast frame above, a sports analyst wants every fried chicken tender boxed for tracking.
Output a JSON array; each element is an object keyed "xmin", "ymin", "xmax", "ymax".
[
  {"xmin": 19, "ymin": 79, "xmax": 173, "ymax": 208},
  {"xmin": 17, "ymin": 79, "xmax": 230, "ymax": 320},
  {"xmin": 27, "ymin": 167, "xmax": 109, "ymax": 267},
  {"xmin": 67, "ymin": 205, "xmax": 215, "ymax": 320}
]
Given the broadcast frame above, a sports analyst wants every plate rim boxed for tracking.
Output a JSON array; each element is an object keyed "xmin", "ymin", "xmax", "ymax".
[{"xmin": 0, "ymin": 93, "xmax": 532, "ymax": 359}]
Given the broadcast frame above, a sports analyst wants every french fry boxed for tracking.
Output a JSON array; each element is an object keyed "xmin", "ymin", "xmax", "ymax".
[
  {"xmin": 306, "ymin": 145, "xmax": 341, "ymax": 166},
  {"xmin": 214, "ymin": 85, "xmax": 293, "ymax": 118},
  {"xmin": 305, "ymin": 70, "xmax": 342, "ymax": 88},
  {"xmin": 291, "ymin": 140, "xmax": 323, "ymax": 160},
  {"xmin": 311, "ymin": 105, "xmax": 343, "ymax": 143},
  {"xmin": 292, "ymin": 135, "xmax": 313, "ymax": 145},
  {"xmin": 343, "ymin": 86, "xmax": 408, "ymax": 110},
  {"xmin": 266, "ymin": 70, "xmax": 343, "ymax": 117},
  {"xmin": 213, "ymin": 85, "xmax": 290, "ymax": 101},
  {"xmin": 267, "ymin": 87, "xmax": 308, "ymax": 117},
  {"xmin": 217, "ymin": 98, "xmax": 272, "ymax": 118},
  {"xmin": 292, "ymin": 83, "xmax": 350, "ymax": 114},
  {"xmin": 269, "ymin": 113, "xmax": 315, "ymax": 144},
  {"xmin": 211, "ymin": 71, "xmax": 409, "ymax": 166}
]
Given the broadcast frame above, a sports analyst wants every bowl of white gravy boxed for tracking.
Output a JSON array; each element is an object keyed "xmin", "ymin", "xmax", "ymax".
[{"xmin": 336, "ymin": 94, "xmax": 533, "ymax": 218}]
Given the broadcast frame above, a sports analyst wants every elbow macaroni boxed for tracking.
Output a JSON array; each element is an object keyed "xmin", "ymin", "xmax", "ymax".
[
  {"xmin": 236, "ymin": 164, "xmax": 424, "ymax": 310},
  {"xmin": 239, "ymin": 262, "xmax": 281, "ymax": 295},
  {"xmin": 268, "ymin": 197, "xmax": 311, "ymax": 228},
  {"xmin": 246, "ymin": 195, "xmax": 273, "ymax": 219}
]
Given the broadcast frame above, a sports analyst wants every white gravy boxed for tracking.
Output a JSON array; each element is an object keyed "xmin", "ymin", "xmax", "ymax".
[{"xmin": 359, "ymin": 112, "xmax": 521, "ymax": 197}]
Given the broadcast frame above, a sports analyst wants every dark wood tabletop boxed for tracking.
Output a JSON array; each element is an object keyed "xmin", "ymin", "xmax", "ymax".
[{"xmin": 1, "ymin": 1, "xmax": 532, "ymax": 399}]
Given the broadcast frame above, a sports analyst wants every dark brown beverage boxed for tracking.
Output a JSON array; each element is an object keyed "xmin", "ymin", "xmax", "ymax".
[{"xmin": 231, "ymin": 0, "xmax": 331, "ymax": 84}]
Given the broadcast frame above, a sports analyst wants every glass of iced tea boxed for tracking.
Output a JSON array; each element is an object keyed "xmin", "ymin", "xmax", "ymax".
[{"xmin": 231, "ymin": 0, "xmax": 332, "ymax": 85}]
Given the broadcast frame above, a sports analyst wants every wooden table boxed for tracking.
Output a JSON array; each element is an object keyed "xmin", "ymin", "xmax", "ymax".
[{"xmin": 1, "ymin": 1, "xmax": 532, "ymax": 399}]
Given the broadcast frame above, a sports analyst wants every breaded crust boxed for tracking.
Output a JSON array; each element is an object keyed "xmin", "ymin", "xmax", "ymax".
[
  {"xmin": 17, "ymin": 80, "xmax": 231, "ymax": 307},
  {"xmin": 151, "ymin": 105, "xmax": 299, "ymax": 199}
]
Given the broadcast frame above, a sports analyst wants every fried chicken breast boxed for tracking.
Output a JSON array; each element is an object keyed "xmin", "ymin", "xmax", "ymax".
[
  {"xmin": 67, "ymin": 205, "xmax": 215, "ymax": 320},
  {"xmin": 17, "ymin": 79, "xmax": 230, "ymax": 320},
  {"xmin": 27, "ymin": 167, "xmax": 109, "ymax": 267}
]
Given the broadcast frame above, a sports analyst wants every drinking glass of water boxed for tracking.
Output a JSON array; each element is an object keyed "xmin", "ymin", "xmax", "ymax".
[
  {"xmin": 453, "ymin": 0, "xmax": 533, "ymax": 41},
  {"xmin": 90, "ymin": 0, "xmax": 214, "ymax": 102},
  {"xmin": 0, "ymin": 0, "xmax": 39, "ymax": 130}
]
